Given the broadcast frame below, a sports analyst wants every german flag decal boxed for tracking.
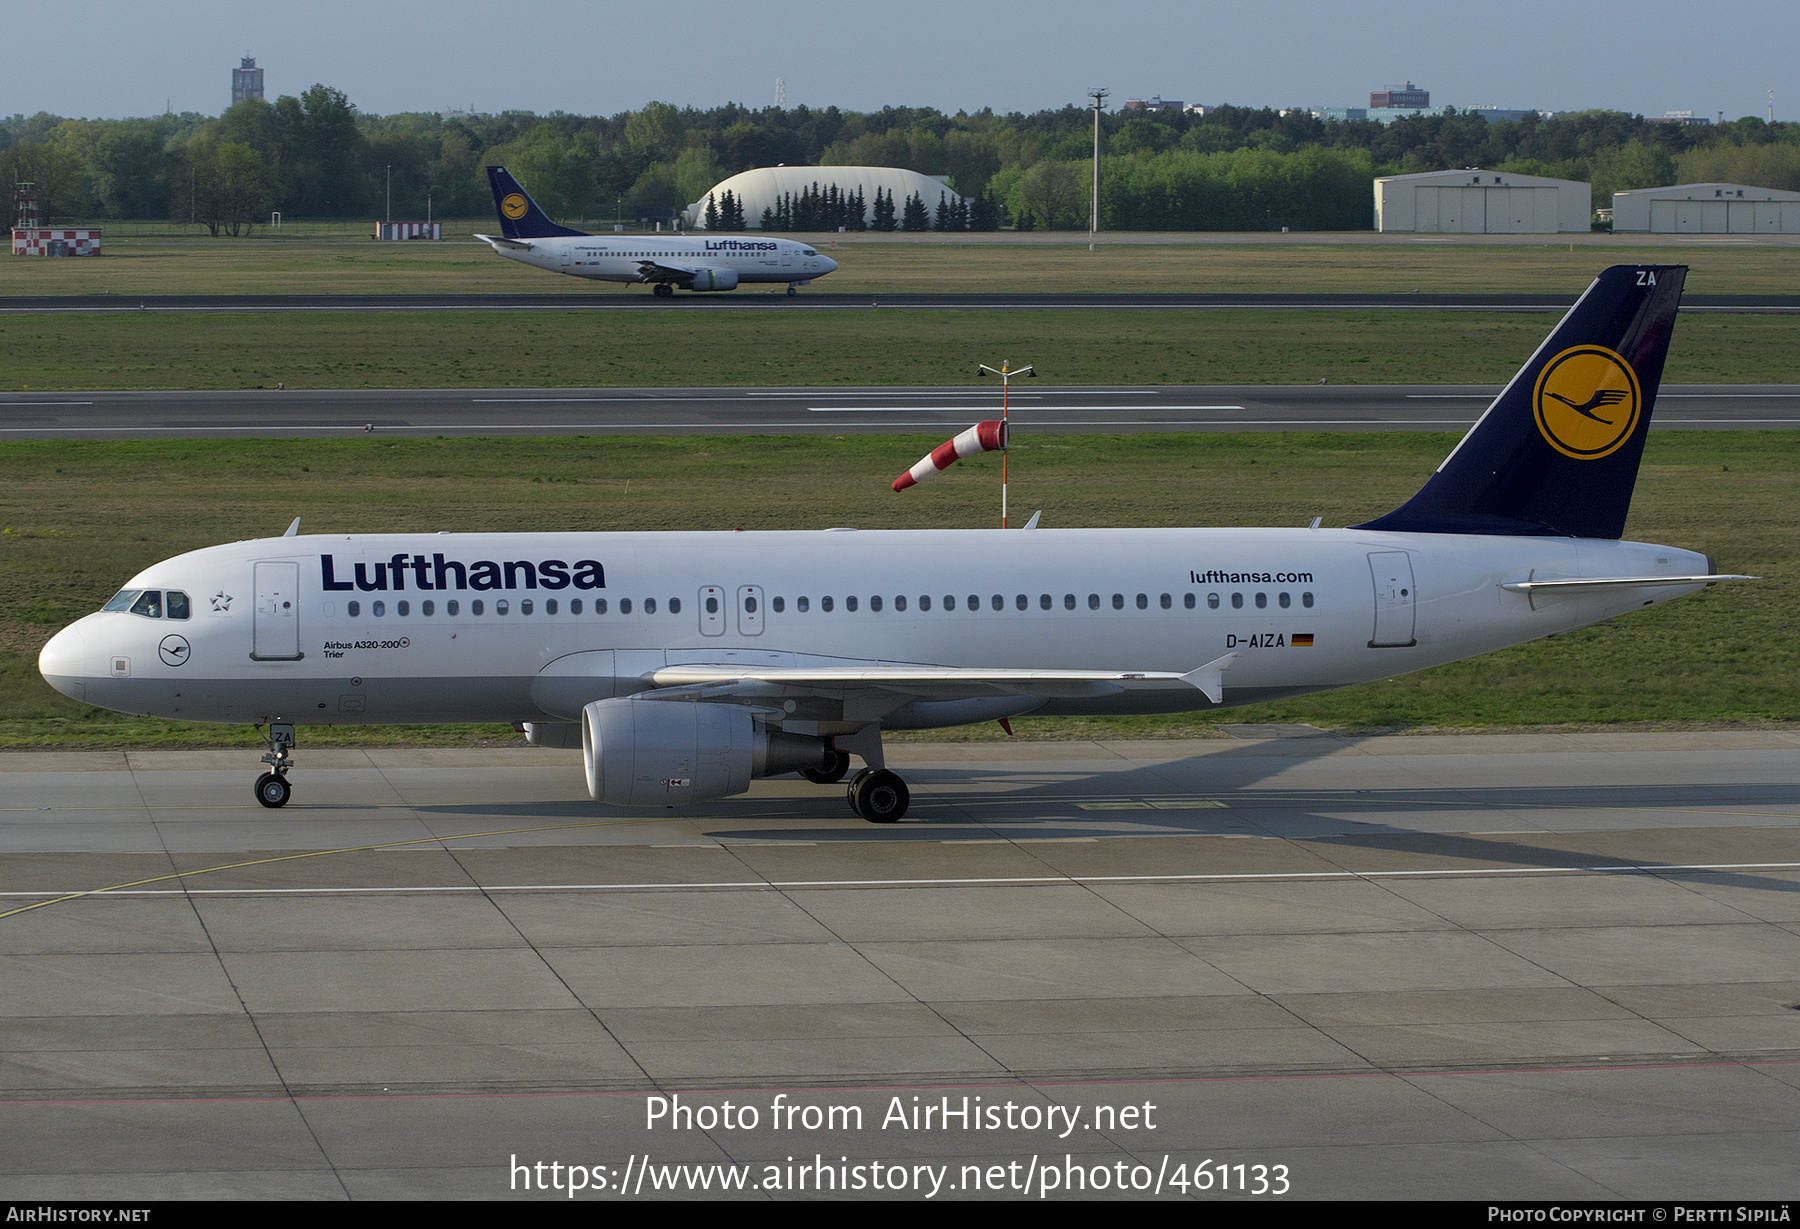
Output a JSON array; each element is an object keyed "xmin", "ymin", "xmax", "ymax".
[{"xmin": 1292, "ymin": 633, "xmax": 1315, "ymax": 647}]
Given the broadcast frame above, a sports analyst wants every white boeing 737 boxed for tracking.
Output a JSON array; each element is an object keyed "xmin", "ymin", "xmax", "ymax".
[
  {"xmin": 475, "ymin": 166, "xmax": 838, "ymax": 296},
  {"xmin": 39, "ymin": 265, "xmax": 1752, "ymax": 821}
]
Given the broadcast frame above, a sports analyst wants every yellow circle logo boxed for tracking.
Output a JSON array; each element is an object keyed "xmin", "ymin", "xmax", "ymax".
[
  {"xmin": 501, "ymin": 193, "xmax": 529, "ymax": 220},
  {"xmin": 1533, "ymin": 345, "xmax": 1641, "ymax": 460}
]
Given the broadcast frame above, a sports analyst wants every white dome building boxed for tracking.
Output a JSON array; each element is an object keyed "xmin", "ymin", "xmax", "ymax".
[{"xmin": 684, "ymin": 165, "xmax": 963, "ymax": 230}]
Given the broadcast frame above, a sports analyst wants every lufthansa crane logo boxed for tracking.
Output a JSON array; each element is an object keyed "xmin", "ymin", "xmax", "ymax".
[
  {"xmin": 500, "ymin": 193, "xmax": 529, "ymax": 221},
  {"xmin": 1533, "ymin": 345, "xmax": 1641, "ymax": 460},
  {"xmin": 158, "ymin": 635, "xmax": 191, "ymax": 668}
]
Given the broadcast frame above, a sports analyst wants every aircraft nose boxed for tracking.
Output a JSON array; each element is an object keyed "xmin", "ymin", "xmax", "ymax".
[
  {"xmin": 823, "ymin": 256, "xmax": 839, "ymax": 274},
  {"xmin": 38, "ymin": 621, "xmax": 89, "ymax": 703}
]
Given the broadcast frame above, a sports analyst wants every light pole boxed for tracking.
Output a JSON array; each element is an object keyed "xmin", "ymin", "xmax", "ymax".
[
  {"xmin": 385, "ymin": 165, "xmax": 391, "ymax": 223},
  {"xmin": 976, "ymin": 360, "xmax": 1035, "ymax": 527},
  {"xmin": 1087, "ymin": 87, "xmax": 1108, "ymax": 251}
]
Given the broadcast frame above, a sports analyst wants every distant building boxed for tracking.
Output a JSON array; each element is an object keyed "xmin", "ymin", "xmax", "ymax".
[
  {"xmin": 1375, "ymin": 168, "xmax": 1591, "ymax": 233},
  {"xmin": 1612, "ymin": 182, "xmax": 1800, "ymax": 233},
  {"xmin": 1645, "ymin": 112, "xmax": 1712, "ymax": 127},
  {"xmin": 1371, "ymin": 81, "xmax": 1429, "ymax": 109},
  {"xmin": 684, "ymin": 166, "xmax": 962, "ymax": 230},
  {"xmin": 1122, "ymin": 96, "xmax": 1184, "ymax": 113},
  {"xmin": 232, "ymin": 57, "xmax": 264, "ymax": 106},
  {"xmin": 1316, "ymin": 104, "xmax": 1549, "ymax": 126}
]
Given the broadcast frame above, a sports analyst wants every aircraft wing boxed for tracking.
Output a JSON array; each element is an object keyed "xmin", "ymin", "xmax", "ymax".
[
  {"xmin": 475, "ymin": 233, "xmax": 533, "ymax": 251},
  {"xmin": 636, "ymin": 260, "xmax": 695, "ymax": 284},
  {"xmin": 648, "ymin": 654, "xmax": 1238, "ymax": 704}
]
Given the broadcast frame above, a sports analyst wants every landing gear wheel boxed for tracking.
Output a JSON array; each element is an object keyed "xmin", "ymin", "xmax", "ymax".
[
  {"xmin": 801, "ymin": 749, "xmax": 851, "ymax": 785},
  {"xmin": 849, "ymin": 769, "xmax": 909, "ymax": 823},
  {"xmin": 786, "ymin": 284, "xmax": 799, "ymax": 297},
  {"xmin": 653, "ymin": 282, "xmax": 674, "ymax": 297},
  {"xmin": 254, "ymin": 772, "xmax": 291, "ymax": 809}
]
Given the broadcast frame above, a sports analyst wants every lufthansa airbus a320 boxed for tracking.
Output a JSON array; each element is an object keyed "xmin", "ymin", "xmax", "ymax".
[{"xmin": 39, "ymin": 266, "xmax": 1751, "ymax": 821}]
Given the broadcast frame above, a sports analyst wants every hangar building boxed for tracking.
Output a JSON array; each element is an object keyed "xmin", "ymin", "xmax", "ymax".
[
  {"xmin": 1611, "ymin": 183, "xmax": 1800, "ymax": 233},
  {"xmin": 1375, "ymin": 168, "xmax": 1591, "ymax": 233},
  {"xmin": 684, "ymin": 165, "xmax": 962, "ymax": 230}
]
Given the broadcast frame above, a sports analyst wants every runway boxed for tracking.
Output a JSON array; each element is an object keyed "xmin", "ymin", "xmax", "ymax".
[
  {"xmin": 5, "ymin": 384, "xmax": 1800, "ymax": 440},
  {"xmin": 3, "ymin": 291, "xmax": 1799, "ymax": 315},
  {"xmin": 4, "ymin": 728, "xmax": 1799, "ymax": 1199}
]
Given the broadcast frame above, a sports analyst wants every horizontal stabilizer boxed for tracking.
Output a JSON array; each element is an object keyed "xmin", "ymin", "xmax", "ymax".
[
  {"xmin": 475, "ymin": 233, "xmax": 532, "ymax": 251},
  {"xmin": 1501, "ymin": 573, "xmax": 1757, "ymax": 592}
]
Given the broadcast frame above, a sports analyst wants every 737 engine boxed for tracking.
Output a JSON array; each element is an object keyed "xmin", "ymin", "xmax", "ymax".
[
  {"xmin": 581, "ymin": 697, "xmax": 830, "ymax": 805},
  {"xmin": 685, "ymin": 266, "xmax": 739, "ymax": 292}
]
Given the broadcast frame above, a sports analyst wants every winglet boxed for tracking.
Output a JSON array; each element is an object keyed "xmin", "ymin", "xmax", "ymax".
[
  {"xmin": 1180, "ymin": 653, "xmax": 1238, "ymax": 704},
  {"xmin": 283, "ymin": 517, "xmax": 300, "ymax": 538},
  {"xmin": 1022, "ymin": 510, "xmax": 1042, "ymax": 530}
]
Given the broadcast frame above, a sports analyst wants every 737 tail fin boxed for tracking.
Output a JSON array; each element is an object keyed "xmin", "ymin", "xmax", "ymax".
[
  {"xmin": 1353, "ymin": 264, "xmax": 1686, "ymax": 539},
  {"xmin": 485, "ymin": 166, "xmax": 588, "ymax": 240}
]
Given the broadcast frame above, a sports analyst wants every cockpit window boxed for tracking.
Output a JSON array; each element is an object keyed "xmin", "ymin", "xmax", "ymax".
[
  {"xmin": 802, "ymin": 249, "xmax": 817, "ymax": 256},
  {"xmin": 102, "ymin": 590, "xmax": 139, "ymax": 613},
  {"xmin": 166, "ymin": 591, "xmax": 191, "ymax": 620},
  {"xmin": 129, "ymin": 591, "xmax": 163, "ymax": 619}
]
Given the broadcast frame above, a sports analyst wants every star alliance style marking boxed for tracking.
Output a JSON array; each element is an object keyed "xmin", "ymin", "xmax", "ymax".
[{"xmin": 211, "ymin": 592, "xmax": 233, "ymax": 612}]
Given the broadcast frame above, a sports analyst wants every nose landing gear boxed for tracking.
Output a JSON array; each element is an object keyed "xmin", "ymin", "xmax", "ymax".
[{"xmin": 253, "ymin": 721, "xmax": 296, "ymax": 808}]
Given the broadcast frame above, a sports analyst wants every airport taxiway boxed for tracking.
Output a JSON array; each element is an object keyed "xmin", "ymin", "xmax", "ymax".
[
  {"xmin": 4, "ymin": 383, "xmax": 1800, "ymax": 440},
  {"xmin": 3, "ymin": 728, "xmax": 1799, "ymax": 1199}
]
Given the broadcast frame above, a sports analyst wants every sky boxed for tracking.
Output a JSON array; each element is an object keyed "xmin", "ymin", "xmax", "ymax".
[{"xmin": 8, "ymin": 0, "xmax": 1795, "ymax": 125}]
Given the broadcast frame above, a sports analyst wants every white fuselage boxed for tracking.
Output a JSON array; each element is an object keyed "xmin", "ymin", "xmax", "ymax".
[
  {"xmin": 39, "ymin": 527, "xmax": 1709, "ymax": 730},
  {"xmin": 480, "ymin": 233, "xmax": 837, "ymax": 287}
]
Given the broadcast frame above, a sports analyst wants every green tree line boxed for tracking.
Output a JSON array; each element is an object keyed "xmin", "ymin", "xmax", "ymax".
[{"xmin": 5, "ymin": 93, "xmax": 1800, "ymax": 232}]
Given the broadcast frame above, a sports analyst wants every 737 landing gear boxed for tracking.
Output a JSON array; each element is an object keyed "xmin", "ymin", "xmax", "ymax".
[
  {"xmin": 847, "ymin": 767, "xmax": 909, "ymax": 823},
  {"xmin": 786, "ymin": 284, "xmax": 799, "ymax": 297},
  {"xmin": 253, "ymin": 721, "xmax": 295, "ymax": 808},
  {"xmin": 653, "ymin": 282, "xmax": 675, "ymax": 297}
]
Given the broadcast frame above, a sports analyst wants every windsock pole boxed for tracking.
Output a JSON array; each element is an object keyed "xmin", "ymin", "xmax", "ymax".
[{"xmin": 977, "ymin": 360, "xmax": 1033, "ymax": 527}]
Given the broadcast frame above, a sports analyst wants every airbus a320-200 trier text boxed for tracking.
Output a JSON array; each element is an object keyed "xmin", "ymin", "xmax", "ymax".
[{"xmin": 39, "ymin": 265, "xmax": 1752, "ymax": 821}]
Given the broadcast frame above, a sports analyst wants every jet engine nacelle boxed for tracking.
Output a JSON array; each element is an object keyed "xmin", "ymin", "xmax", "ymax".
[
  {"xmin": 581, "ymin": 697, "xmax": 830, "ymax": 805},
  {"xmin": 685, "ymin": 266, "xmax": 739, "ymax": 292}
]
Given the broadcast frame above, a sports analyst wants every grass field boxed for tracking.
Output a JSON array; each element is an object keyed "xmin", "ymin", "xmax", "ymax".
[
  {"xmin": 5, "ymin": 308, "xmax": 1799, "ymax": 390},
  {"xmin": 7, "ymin": 235, "xmax": 1800, "ymax": 297},
  {"xmin": 1, "ymin": 432, "xmax": 1791, "ymax": 748}
]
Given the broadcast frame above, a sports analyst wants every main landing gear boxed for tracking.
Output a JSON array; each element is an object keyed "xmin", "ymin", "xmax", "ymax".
[
  {"xmin": 846, "ymin": 767, "xmax": 909, "ymax": 823},
  {"xmin": 653, "ymin": 282, "xmax": 675, "ymax": 298},
  {"xmin": 253, "ymin": 721, "xmax": 295, "ymax": 808}
]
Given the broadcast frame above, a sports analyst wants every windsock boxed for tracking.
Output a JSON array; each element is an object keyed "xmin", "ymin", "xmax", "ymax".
[{"xmin": 892, "ymin": 420, "xmax": 1006, "ymax": 491}]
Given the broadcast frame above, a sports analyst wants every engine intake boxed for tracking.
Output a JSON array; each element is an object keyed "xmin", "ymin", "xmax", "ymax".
[
  {"xmin": 686, "ymin": 266, "xmax": 739, "ymax": 292},
  {"xmin": 581, "ymin": 697, "xmax": 830, "ymax": 805}
]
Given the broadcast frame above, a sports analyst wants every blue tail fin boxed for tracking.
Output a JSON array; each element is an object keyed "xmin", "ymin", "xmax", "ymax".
[
  {"xmin": 1353, "ymin": 264, "xmax": 1686, "ymax": 539},
  {"xmin": 486, "ymin": 166, "xmax": 588, "ymax": 240}
]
